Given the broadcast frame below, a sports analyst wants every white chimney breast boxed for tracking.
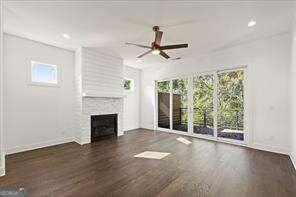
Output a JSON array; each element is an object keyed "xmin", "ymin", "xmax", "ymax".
[{"xmin": 74, "ymin": 47, "xmax": 124, "ymax": 144}]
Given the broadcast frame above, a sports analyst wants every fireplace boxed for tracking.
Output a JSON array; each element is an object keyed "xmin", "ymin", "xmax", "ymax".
[{"xmin": 91, "ymin": 114, "xmax": 117, "ymax": 142}]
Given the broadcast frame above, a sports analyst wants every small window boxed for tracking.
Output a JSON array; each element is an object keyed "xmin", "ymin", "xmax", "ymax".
[
  {"xmin": 31, "ymin": 61, "xmax": 58, "ymax": 85},
  {"xmin": 123, "ymin": 78, "xmax": 134, "ymax": 92}
]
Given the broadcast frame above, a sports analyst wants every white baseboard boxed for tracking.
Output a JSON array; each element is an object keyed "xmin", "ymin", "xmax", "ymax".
[
  {"xmin": 142, "ymin": 128, "xmax": 291, "ymax": 155},
  {"xmin": 6, "ymin": 137, "xmax": 75, "ymax": 155},
  {"xmin": 73, "ymin": 136, "xmax": 82, "ymax": 145},
  {"xmin": 124, "ymin": 127, "xmax": 140, "ymax": 132},
  {"xmin": 250, "ymin": 143, "xmax": 289, "ymax": 155},
  {"xmin": 290, "ymin": 153, "xmax": 296, "ymax": 170},
  {"xmin": 140, "ymin": 124, "xmax": 154, "ymax": 130},
  {"xmin": 74, "ymin": 136, "xmax": 90, "ymax": 145},
  {"xmin": 0, "ymin": 167, "xmax": 5, "ymax": 177}
]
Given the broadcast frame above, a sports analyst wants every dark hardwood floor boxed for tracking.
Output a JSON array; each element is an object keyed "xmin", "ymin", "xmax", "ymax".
[{"xmin": 0, "ymin": 129, "xmax": 295, "ymax": 197}]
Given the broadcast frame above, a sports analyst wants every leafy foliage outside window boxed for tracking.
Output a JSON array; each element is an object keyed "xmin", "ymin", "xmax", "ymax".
[
  {"xmin": 157, "ymin": 81, "xmax": 171, "ymax": 129},
  {"xmin": 124, "ymin": 78, "xmax": 134, "ymax": 91},
  {"xmin": 172, "ymin": 78, "xmax": 188, "ymax": 123},
  {"xmin": 218, "ymin": 70, "xmax": 244, "ymax": 130},
  {"xmin": 156, "ymin": 69, "xmax": 244, "ymax": 132},
  {"xmin": 157, "ymin": 81, "xmax": 170, "ymax": 93},
  {"xmin": 193, "ymin": 75, "xmax": 214, "ymax": 127}
]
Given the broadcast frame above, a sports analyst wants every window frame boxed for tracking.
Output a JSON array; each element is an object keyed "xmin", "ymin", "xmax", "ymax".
[{"xmin": 29, "ymin": 60, "xmax": 59, "ymax": 87}]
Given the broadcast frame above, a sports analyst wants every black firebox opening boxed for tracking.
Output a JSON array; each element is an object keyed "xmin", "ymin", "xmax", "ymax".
[{"xmin": 91, "ymin": 114, "xmax": 118, "ymax": 142}]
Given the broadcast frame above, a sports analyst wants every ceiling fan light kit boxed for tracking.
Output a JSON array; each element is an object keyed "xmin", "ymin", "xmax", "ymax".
[
  {"xmin": 126, "ymin": 26, "xmax": 188, "ymax": 60},
  {"xmin": 152, "ymin": 49, "xmax": 160, "ymax": 55}
]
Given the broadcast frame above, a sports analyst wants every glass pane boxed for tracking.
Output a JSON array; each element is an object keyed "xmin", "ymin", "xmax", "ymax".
[
  {"xmin": 172, "ymin": 78, "xmax": 188, "ymax": 132},
  {"xmin": 32, "ymin": 62, "xmax": 57, "ymax": 84},
  {"xmin": 217, "ymin": 70, "xmax": 244, "ymax": 141},
  {"xmin": 124, "ymin": 79, "xmax": 131, "ymax": 90},
  {"xmin": 193, "ymin": 75, "xmax": 214, "ymax": 136},
  {"xmin": 157, "ymin": 81, "xmax": 170, "ymax": 129},
  {"xmin": 124, "ymin": 78, "xmax": 134, "ymax": 91}
]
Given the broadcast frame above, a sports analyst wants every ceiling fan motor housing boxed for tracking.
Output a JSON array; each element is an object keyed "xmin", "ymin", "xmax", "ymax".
[
  {"xmin": 153, "ymin": 26, "xmax": 160, "ymax": 32},
  {"xmin": 151, "ymin": 42, "xmax": 158, "ymax": 49}
]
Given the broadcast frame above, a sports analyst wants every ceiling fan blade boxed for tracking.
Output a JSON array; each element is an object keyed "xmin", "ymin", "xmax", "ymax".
[
  {"xmin": 137, "ymin": 49, "xmax": 153, "ymax": 58},
  {"xmin": 125, "ymin": 42, "xmax": 151, "ymax": 49},
  {"xmin": 159, "ymin": 44, "xmax": 188, "ymax": 50},
  {"xmin": 154, "ymin": 31, "xmax": 163, "ymax": 45},
  {"xmin": 159, "ymin": 50, "xmax": 170, "ymax": 59}
]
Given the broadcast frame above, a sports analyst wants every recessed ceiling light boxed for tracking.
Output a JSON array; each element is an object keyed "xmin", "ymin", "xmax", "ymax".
[
  {"xmin": 171, "ymin": 57, "xmax": 181, "ymax": 61},
  {"xmin": 248, "ymin": 20, "xmax": 256, "ymax": 27},
  {"xmin": 62, "ymin": 33, "xmax": 70, "ymax": 39}
]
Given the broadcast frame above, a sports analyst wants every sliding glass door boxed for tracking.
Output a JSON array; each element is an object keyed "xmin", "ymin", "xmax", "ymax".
[
  {"xmin": 217, "ymin": 70, "xmax": 245, "ymax": 141},
  {"xmin": 172, "ymin": 77, "xmax": 189, "ymax": 132},
  {"xmin": 156, "ymin": 67, "xmax": 246, "ymax": 144},
  {"xmin": 193, "ymin": 75, "xmax": 214, "ymax": 136},
  {"xmin": 157, "ymin": 81, "xmax": 171, "ymax": 129}
]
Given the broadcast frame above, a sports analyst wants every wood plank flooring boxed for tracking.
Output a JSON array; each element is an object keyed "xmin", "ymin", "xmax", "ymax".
[{"xmin": 0, "ymin": 129, "xmax": 295, "ymax": 197}]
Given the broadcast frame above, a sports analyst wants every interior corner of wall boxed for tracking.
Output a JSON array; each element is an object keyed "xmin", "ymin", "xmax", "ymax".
[
  {"xmin": 140, "ymin": 123, "xmax": 154, "ymax": 131},
  {"xmin": 73, "ymin": 136, "xmax": 81, "ymax": 145}
]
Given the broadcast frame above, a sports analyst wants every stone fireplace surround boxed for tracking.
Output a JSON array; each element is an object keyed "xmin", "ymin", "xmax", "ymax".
[{"xmin": 79, "ymin": 97, "xmax": 123, "ymax": 144}]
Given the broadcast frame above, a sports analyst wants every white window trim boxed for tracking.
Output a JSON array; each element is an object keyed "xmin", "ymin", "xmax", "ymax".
[
  {"xmin": 123, "ymin": 78, "xmax": 134, "ymax": 92},
  {"xmin": 28, "ymin": 60, "xmax": 60, "ymax": 87}
]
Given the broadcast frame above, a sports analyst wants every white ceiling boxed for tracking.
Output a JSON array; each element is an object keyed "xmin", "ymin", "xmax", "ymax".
[{"xmin": 3, "ymin": 1, "xmax": 295, "ymax": 69}]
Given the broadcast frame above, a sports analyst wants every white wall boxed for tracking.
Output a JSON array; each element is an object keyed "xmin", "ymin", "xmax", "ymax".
[
  {"xmin": 0, "ymin": 0, "xmax": 4, "ymax": 176},
  {"xmin": 3, "ymin": 34, "xmax": 76, "ymax": 154},
  {"xmin": 141, "ymin": 32, "xmax": 291, "ymax": 154},
  {"xmin": 290, "ymin": 10, "xmax": 296, "ymax": 168},
  {"xmin": 123, "ymin": 65, "xmax": 141, "ymax": 131},
  {"xmin": 73, "ymin": 49, "xmax": 82, "ymax": 143}
]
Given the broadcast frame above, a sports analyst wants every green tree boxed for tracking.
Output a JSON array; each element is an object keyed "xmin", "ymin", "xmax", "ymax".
[
  {"xmin": 124, "ymin": 79, "xmax": 131, "ymax": 90},
  {"xmin": 156, "ymin": 70, "xmax": 244, "ymax": 131},
  {"xmin": 193, "ymin": 75, "xmax": 214, "ymax": 126},
  {"xmin": 157, "ymin": 81, "xmax": 170, "ymax": 93},
  {"xmin": 173, "ymin": 78, "xmax": 188, "ymax": 123},
  {"xmin": 218, "ymin": 70, "xmax": 244, "ymax": 130}
]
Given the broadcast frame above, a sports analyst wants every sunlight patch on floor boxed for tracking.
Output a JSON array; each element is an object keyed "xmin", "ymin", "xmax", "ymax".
[
  {"xmin": 134, "ymin": 151, "xmax": 171, "ymax": 159},
  {"xmin": 177, "ymin": 137, "xmax": 192, "ymax": 145}
]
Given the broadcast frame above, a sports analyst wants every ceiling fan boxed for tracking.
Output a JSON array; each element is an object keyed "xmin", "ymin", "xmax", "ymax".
[{"xmin": 126, "ymin": 26, "xmax": 188, "ymax": 59}]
